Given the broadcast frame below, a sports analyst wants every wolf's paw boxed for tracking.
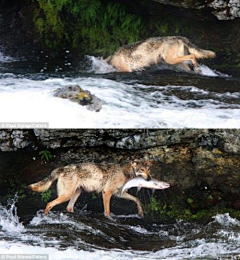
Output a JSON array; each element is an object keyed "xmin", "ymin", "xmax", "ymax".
[
  {"xmin": 66, "ymin": 207, "xmax": 74, "ymax": 213},
  {"xmin": 104, "ymin": 212, "xmax": 116, "ymax": 222},
  {"xmin": 137, "ymin": 214, "xmax": 144, "ymax": 219},
  {"xmin": 137, "ymin": 212, "xmax": 144, "ymax": 219}
]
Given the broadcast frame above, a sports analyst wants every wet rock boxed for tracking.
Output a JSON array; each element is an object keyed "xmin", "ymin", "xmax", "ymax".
[
  {"xmin": 209, "ymin": 0, "xmax": 240, "ymax": 20},
  {"xmin": 54, "ymin": 85, "xmax": 103, "ymax": 112},
  {"xmin": 0, "ymin": 130, "xmax": 32, "ymax": 151},
  {"xmin": 153, "ymin": 0, "xmax": 240, "ymax": 20},
  {"xmin": 214, "ymin": 129, "xmax": 240, "ymax": 153}
]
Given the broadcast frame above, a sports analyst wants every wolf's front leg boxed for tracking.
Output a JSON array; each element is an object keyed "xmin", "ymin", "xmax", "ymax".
[{"xmin": 117, "ymin": 192, "xmax": 144, "ymax": 217}]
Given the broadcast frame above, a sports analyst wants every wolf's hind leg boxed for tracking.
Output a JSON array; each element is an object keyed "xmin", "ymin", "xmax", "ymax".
[
  {"xmin": 66, "ymin": 188, "xmax": 82, "ymax": 213},
  {"xmin": 44, "ymin": 191, "xmax": 74, "ymax": 215},
  {"xmin": 165, "ymin": 54, "xmax": 198, "ymax": 68},
  {"xmin": 117, "ymin": 192, "xmax": 144, "ymax": 217},
  {"xmin": 44, "ymin": 175, "xmax": 79, "ymax": 215},
  {"xmin": 44, "ymin": 178, "xmax": 76, "ymax": 215},
  {"xmin": 102, "ymin": 189, "xmax": 114, "ymax": 218}
]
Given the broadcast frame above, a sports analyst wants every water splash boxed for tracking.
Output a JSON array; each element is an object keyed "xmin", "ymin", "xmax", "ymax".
[
  {"xmin": 30, "ymin": 210, "xmax": 69, "ymax": 226},
  {"xmin": 86, "ymin": 55, "xmax": 117, "ymax": 74},
  {"xmin": 213, "ymin": 213, "xmax": 240, "ymax": 227},
  {"xmin": 197, "ymin": 64, "xmax": 229, "ymax": 77},
  {"xmin": 0, "ymin": 194, "xmax": 25, "ymax": 234}
]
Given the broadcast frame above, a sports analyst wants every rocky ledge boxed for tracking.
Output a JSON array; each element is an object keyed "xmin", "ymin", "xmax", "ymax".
[{"xmin": 153, "ymin": 0, "xmax": 240, "ymax": 20}]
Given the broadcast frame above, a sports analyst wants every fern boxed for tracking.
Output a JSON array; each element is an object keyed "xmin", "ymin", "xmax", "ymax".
[{"xmin": 39, "ymin": 150, "xmax": 53, "ymax": 161}]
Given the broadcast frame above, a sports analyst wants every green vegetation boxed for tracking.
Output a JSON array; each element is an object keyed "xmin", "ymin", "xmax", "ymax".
[
  {"xmin": 187, "ymin": 197, "xmax": 194, "ymax": 204},
  {"xmin": 143, "ymin": 195, "xmax": 240, "ymax": 222},
  {"xmin": 29, "ymin": 0, "xmax": 240, "ymax": 65},
  {"xmin": 31, "ymin": 0, "xmax": 210, "ymax": 56},
  {"xmin": 92, "ymin": 193, "xmax": 98, "ymax": 200},
  {"xmin": 41, "ymin": 190, "xmax": 52, "ymax": 203},
  {"xmin": 33, "ymin": 0, "xmax": 142, "ymax": 55},
  {"xmin": 39, "ymin": 150, "xmax": 53, "ymax": 161},
  {"xmin": 143, "ymin": 197, "xmax": 162, "ymax": 214}
]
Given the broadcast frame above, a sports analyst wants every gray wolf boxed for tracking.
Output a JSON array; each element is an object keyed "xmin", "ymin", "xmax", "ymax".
[
  {"xmin": 29, "ymin": 160, "xmax": 153, "ymax": 219},
  {"xmin": 106, "ymin": 36, "xmax": 216, "ymax": 72}
]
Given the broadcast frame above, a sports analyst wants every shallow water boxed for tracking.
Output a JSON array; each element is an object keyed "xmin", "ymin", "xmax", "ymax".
[
  {"xmin": 0, "ymin": 197, "xmax": 239, "ymax": 260},
  {"xmin": 0, "ymin": 52, "xmax": 239, "ymax": 128}
]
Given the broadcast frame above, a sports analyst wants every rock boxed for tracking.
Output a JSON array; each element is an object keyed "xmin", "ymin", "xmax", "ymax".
[
  {"xmin": 209, "ymin": 0, "xmax": 240, "ymax": 20},
  {"xmin": 2, "ymin": 129, "xmax": 240, "ymax": 153},
  {"xmin": 54, "ymin": 85, "xmax": 103, "ymax": 112},
  {"xmin": 152, "ymin": 0, "xmax": 240, "ymax": 20},
  {"xmin": 0, "ymin": 130, "xmax": 32, "ymax": 151}
]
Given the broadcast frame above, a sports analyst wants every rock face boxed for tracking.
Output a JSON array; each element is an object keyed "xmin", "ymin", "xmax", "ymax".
[
  {"xmin": 153, "ymin": 0, "xmax": 240, "ymax": 20},
  {"xmin": 1, "ymin": 129, "xmax": 240, "ymax": 153},
  {"xmin": 54, "ymin": 85, "xmax": 103, "ymax": 112},
  {"xmin": 0, "ymin": 130, "xmax": 33, "ymax": 151},
  {"xmin": 209, "ymin": 0, "xmax": 240, "ymax": 20}
]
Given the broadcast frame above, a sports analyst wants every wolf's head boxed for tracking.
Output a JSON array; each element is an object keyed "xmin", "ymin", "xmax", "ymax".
[{"xmin": 131, "ymin": 160, "xmax": 153, "ymax": 181}]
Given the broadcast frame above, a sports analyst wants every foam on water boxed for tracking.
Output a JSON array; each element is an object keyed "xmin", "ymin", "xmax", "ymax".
[
  {"xmin": 0, "ymin": 75, "xmax": 239, "ymax": 128},
  {"xmin": 0, "ymin": 199, "xmax": 239, "ymax": 260},
  {"xmin": 0, "ymin": 235, "xmax": 239, "ymax": 260}
]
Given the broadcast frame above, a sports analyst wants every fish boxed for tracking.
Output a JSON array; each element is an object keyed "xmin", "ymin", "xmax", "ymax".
[{"xmin": 121, "ymin": 177, "xmax": 170, "ymax": 194}]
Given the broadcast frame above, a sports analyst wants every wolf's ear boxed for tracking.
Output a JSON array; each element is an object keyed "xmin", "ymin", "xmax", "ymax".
[{"xmin": 131, "ymin": 161, "xmax": 138, "ymax": 168}]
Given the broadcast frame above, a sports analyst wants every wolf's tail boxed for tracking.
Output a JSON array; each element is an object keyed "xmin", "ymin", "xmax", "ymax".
[
  {"xmin": 29, "ymin": 168, "xmax": 62, "ymax": 193},
  {"xmin": 189, "ymin": 46, "xmax": 216, "ymax": 59}
]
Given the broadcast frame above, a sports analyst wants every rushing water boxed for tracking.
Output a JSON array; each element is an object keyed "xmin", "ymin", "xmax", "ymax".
[
  {"xmin": 0, "ymin": 51, "xmax": 240, "ymax": 128},
  {"xmin": 0, "ymin": 196, "xmax": 239, "ymax": 260}
]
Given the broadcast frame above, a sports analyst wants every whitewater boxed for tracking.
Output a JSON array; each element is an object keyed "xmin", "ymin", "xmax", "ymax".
[
  {"xmin": 0, "ymin": 53, "xmax": 239, "ymax": 128},
  {"xmin": 0, "ymin": 197, "xmax": 239, "ymax": 260}
]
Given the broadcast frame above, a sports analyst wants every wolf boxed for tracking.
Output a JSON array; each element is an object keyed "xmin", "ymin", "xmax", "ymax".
[
  {"xmin": 106, "ymin": 36, "xmax": 216, "ymax": 72},
  {"xmin": 29, "ymin": 160, "xmax": 153, "ymax": 219}
]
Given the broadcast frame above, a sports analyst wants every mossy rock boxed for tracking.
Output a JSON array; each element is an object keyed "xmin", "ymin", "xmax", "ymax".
[{"xmin": 54, "ymin": 85, "xmax": 103, "ymax": 112}]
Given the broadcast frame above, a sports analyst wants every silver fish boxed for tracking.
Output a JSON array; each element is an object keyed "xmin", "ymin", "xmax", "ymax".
[{"xmin": 121, "ymin": 177, "xmax": 170, "ymax": 194}]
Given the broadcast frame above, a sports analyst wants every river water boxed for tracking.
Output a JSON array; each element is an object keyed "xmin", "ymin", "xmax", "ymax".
[
  {"xmin": 0, "ymin": 51, "xmax": 240, "ymax": 128},
  {"xmin": 0, "ymin": 197, "xmax": 239, "ymax": 260}
]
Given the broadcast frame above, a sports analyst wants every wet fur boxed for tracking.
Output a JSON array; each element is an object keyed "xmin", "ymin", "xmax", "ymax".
[
  {"xmin": 29, "ymin": 160, "xmax": 153, "ymax": 219},
  {"xmin": 107, "ymin": 36, "xmax": 216, "ymax": 72}
]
